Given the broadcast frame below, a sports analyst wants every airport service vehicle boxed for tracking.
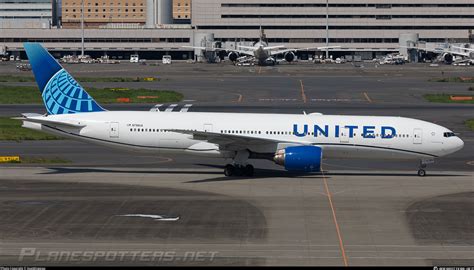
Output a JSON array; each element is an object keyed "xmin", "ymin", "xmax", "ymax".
[
  {"xmin": 130, "ymin": 54, "xmax": 139, "ymax": 63},
  {"xmin": 18, "ymin": 43, "xmax": 464, "ymax": 177},
  {"xmin": 162, "ymin": 55, "xmax": 172, "ymax": 64},
  {"xmin": 16, "ymin": 64, "xmax": 32, "ymax": 71}
]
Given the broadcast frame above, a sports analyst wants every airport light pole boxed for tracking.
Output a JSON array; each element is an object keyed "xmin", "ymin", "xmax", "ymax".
[
  {"xmin": 81, "ymin": 0, "xmax": 84, "ymax": 57},
  {"xmin": 325, "ymin": 0, "xmax": 329, "ymax": 59}
]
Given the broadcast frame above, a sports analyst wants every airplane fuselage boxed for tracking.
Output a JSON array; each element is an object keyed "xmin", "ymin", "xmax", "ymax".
[
  {"xmin": 252, "ymin": 41, "xmax": 274, "ymax": 65},
  {"xmin": 25, "ymin": 111, "xmax": 464, "ymax": 162}
]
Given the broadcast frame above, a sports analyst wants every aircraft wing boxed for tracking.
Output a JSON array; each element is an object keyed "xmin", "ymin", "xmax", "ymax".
[
  {"xmin": 443, "ymin": 50, "xmax": 470, "ymax": 57},
  {"xmin": 400, "ymin": 45, "xmax": 445, "ymax": 53},
  {"xmin": 237, "ymin": 45, "xmax": 285, "ymax": 52},
  {"xmin": 270, "ymin": 46, "xmax": 341, "ymax": 56},
  {"xmin": 237, "ymin": 45, "xmax": 257, "ymax": 50},
  {"xmin": 182, "ymin": 45, "xmax": 254, "ymax": 56},
  {"xmin": 167, "ymin": 129, "xmax": 311, "ymax": 150},
  {"xmin": 451, "ymin": 46, "xmax": 474, "ymax": 52},
  {"xmin": 181, "ymin": 45, "xmax": 227, "ymax": 52},
  {"xmin": 262, "ymin": 45, "xmax": 286, "ymax": 50},
  {"xmin": 228, "ymin": 49, "xmax": 255, "ymax": 56}
]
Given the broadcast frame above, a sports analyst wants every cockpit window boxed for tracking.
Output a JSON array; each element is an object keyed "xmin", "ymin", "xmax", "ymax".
[{"xmin": 443, "ymin": 132, "xmax": 456, "ymax": 137}]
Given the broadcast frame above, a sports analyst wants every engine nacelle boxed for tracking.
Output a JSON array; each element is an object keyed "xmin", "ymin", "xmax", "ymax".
[
  {"xmin": 274, "ymin": 146, "xmax": 322, "ymax": 172},
  {"xmin": 228, "ymin": 52, "xmax": 239, "ymax": 62},
  {"xmin": 443, "ymin": 53, "xmax": 454, "ymax": 64},
  {"xmin": 284, "ymin": 52, "xmax": 295, "ymax": 62}
]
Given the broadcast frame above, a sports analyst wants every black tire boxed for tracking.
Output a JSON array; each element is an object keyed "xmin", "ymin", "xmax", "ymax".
[
  {"xmin": 234, "ymin": 166, "xmax": 244, "ymax": 176},
  {"xmin": 417, "ymin": 169, "xmax": 426, "ymax": 177},
  {"xmin": 224, "ymin": 164, "xmax": 235, "ymax": 177},
  {"xmin": 244, "ymin": 164, "xmax": 254, "ymax": 176}
]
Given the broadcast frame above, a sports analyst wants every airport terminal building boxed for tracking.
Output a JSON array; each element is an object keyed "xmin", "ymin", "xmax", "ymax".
[{"xmin": 1, "ymin": 0, "xmax": 474, "ymax": 59}]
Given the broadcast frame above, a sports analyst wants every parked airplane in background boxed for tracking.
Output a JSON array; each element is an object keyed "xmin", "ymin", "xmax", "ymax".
[
  {"xmin": 185, "ymin": 27, "xmax": 340, "ymax": 65},
  {"xmin": 18, "ymin": 43, "xmax": 464, "ymax": 177},
  {"xmin": 403, "ymin": 44, "xmax": 474, "ymax": 65}
]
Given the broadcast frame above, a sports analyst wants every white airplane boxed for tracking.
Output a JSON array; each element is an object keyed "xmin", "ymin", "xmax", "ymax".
[
  {"xmin": 451, "ymin": 45, "xmax": 474, "ymax": 52},
  {"xmin": 18, "ymin": 43, "xmax": 464, "ymax": 177},
  {"xmin": 185, "ymin": 27, "xmax": 340, "ymax": 65},
  {"xmin": 403, "ymin": 44, "xmax": 474, "ymax": 64}
]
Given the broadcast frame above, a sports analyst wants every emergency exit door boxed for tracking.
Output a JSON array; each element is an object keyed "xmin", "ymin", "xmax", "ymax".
[{"xmin": 110, "ymin": 122, "xmax": 119, "ymax": 138}]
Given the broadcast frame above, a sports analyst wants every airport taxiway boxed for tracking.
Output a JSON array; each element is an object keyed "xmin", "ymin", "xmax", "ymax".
[{"xmin": 0, "ymin": 167, "xmax": 472, "ymax": 266}]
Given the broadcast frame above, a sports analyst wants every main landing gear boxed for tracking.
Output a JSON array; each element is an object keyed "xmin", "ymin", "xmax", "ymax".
[
  {"xmin": 224, "ymin": 150, "xmax": 254, "ymax": 177},
  {"xmin": 224, "ymin": 164, "xmax": 254, "ymax": 177}
]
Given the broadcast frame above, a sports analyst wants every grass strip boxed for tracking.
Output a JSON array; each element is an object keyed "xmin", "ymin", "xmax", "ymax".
[
  {"xmin": 423, "ymin": 94, "xmax": 474, "ymax": 104},
  {"xmin": 429, "ymin": 77, "xmax": 474, "ymax": 83},
  {"xmin": 0, "ymin": 117, "xmax": 61, "ymax": 141},
  {"xmin": 0, "ymin": 85, "xmax": 183, "ymax": 104},
  {"xmin": 0, "ymin": 75, "xmax": 159, "ymax": 83},
  {"xmin": 465, "ymin": 119, "xmax": 474, "ymax": 131}
]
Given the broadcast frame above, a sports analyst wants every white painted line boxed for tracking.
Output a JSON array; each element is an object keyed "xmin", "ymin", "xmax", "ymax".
[
  {"xmin": 180, "ymin": 104, "xmax": 193, "ymax": 112},
  {"xmin": 259, "ymin": 98, "xmax": 299, "ymax": 102},
  {"xmin": 116, "ymin": 214, "xmax": 180, "ymax": 221},
  {"xmin": 164, "ymin": 104, "xmax": 178, "ymax": 112},
  {"xmin": 310, "ymin": 98, "xmax": 364, "ymax": 102},
  {"xmin": 149, "ymin": 104, "xmax": 163, "ymax": 112}
]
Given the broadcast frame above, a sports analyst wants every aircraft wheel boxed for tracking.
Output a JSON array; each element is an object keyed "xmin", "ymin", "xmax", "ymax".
[
  {"xmin": 224, "ymin": 164, "xmax": 235, "ymax": 177},
  {"xmin": 234, "ymin": 166, "xmax": 244, "ymax": 176},
  {"xmin": 417, "ymin": 169, "xmax": 426, "ymax": 177},
  {"xmin": 244, "ymin": 164, "xmax": 254, "ymax": 176}
]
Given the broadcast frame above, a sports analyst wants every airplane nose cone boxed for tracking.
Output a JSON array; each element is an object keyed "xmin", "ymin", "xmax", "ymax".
[{"xmin": 453, "ymin": 137, "xmax": 464, "ymax": 152}]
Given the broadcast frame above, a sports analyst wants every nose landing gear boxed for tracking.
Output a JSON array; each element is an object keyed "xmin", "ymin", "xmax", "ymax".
[
  {"xmin": 417, "ymin": 168, "xmax": 426, "ymax": 177},
  {"xmin": 417, "ymin": 159, "xmax": 434, "ymax": 177}
]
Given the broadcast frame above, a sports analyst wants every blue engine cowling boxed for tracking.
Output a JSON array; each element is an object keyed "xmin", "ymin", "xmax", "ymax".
[{"xmin": 273, "ymin": 146, "xmax": 322, "ymax": 172}]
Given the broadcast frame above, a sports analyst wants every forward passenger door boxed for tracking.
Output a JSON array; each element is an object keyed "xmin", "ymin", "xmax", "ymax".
[{"xmin": 413, "ymin": 128, "xmax": 422, "ymax": 144}]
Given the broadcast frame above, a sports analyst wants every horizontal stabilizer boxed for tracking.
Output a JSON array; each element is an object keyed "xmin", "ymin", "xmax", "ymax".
[{"xmin": 14, "ymin": 116, "xmax": 86, "ymax": 128}]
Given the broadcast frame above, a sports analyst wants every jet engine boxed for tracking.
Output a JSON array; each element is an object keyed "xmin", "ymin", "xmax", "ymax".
[
  {"xmin": 274, "ymin": 146, "xmax": 322, "ymax": 172},
  {"xmin": 228, "ymin": 52, "xmax": 239, "ymax": 62},
  {"xmin": 284, "ymin": 52, "xmax": 296, "ymax": 62},
  {"xmin": 443, "ymin": 53, "xmax": 454, "ymax": 64}
]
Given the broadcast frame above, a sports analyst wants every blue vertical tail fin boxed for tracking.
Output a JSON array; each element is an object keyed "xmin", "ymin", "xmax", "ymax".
[{"xmin": 24, "ymin": 43, "xmax": 105, "ymax": 114}]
